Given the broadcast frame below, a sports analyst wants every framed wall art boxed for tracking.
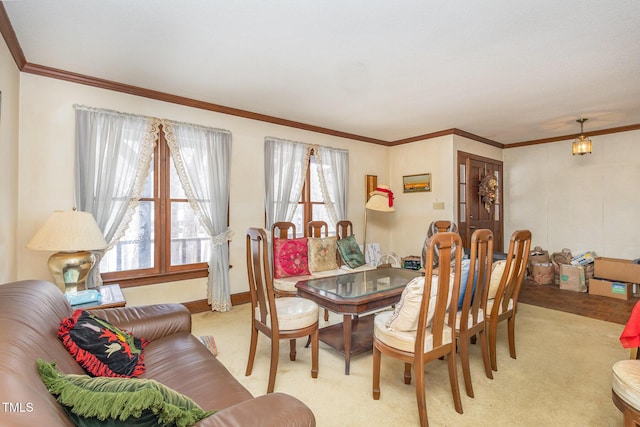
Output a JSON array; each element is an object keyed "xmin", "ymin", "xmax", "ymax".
[{"xmin": 403, "ymin": 173, "xmax": 431, "ymax": 193}]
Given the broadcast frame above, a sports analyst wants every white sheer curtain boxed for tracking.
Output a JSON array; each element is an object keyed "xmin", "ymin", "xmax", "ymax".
[
  {"xmin": 74, "ymin": 105, "xmax": 158, "ymax": 287},
  {"xmin": 314, "ymin": 145, "xmax": 349, "ymax": 226},
  {"xmin": 264, "ymin": 137, "xmax": 310, "ymax": 230},
  {"xmin": 164, "ymin": 120, "xmax": 233, "ymax": 312}
]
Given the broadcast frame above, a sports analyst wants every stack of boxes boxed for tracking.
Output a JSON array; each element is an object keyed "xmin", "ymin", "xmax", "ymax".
[{"xmin": 589, "ymin": 257, "xmax": 640, "ymax": 300}]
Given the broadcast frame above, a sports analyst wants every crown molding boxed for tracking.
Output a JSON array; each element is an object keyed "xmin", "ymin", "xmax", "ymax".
[
  {"xmin": 0, "ymin": 3, "xmax": 26, "ymax": 69},
  {"xmin": 20, "ymin": 61, "xmax": 391, "ymax": 146}
]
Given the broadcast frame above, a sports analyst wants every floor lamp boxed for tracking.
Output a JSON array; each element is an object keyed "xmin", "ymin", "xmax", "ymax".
[{"xmin": 363, "ymin": 185, "xmax": 395, "ymax": 263}]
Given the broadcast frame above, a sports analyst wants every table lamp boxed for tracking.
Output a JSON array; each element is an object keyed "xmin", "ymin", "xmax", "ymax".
[
  {"xmin": 27, "ymin": 209, "xmax": 108, "ymax": 294},
  {"xmin": 363, "ymin": 185, "xmax": 395, "ymax": 261}
]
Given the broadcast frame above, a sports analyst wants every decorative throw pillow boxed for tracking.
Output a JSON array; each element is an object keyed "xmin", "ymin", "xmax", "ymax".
[
  {"xmin": 273, "ymin": 237, "xmax": 310, "ymax": 278},
  {"xmin": 308, "ymin": 236, "xmax": 338, "ymax": 272},
  {"xmin": 336, "ymin": 235, "xmax": 366, "ymax": 269},
  {"xmin": 37, "ymin": 360, "xmax": 215, "ymax": 427},
  {"xmin": 386, "ymin": 273, "xmax": 455, "ymax": 331},
  {"xmin": 58, "ymin": 309, "xmax": 147, "ymax": 378},
  {"xmin": 488, "ymin": 260, "xmax": 508, "ymax": 299}
]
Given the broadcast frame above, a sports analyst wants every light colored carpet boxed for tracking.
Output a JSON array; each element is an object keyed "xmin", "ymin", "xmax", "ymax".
[{"xmin": 192, "ymin": 303, "xmax": 628, "ymax": 426}]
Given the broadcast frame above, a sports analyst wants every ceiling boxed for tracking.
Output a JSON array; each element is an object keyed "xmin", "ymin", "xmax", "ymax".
[{"xmin": 3, "ymin": 0, "xmax": 640, "ymax": 144}]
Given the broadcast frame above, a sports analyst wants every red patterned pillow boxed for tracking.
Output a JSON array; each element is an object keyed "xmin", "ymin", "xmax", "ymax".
[{"xmin": 273, "ymin": 237, "xmax": 310, "ymax": 278}]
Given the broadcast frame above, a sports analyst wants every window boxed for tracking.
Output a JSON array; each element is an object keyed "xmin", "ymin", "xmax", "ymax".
[
  {"xmin": 291, "ymin": 154, "xmax": 334, "ymax": 236},
  {"xmin": 264, "ymin": 137, "xmax": 348, "ymax": 238},
  {"xmin": 100, "ymin": 127, "xmax": 210, "ymax": 286}
]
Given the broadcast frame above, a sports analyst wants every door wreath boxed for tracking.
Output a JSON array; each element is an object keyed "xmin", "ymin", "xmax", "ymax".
[{"xmin": 479, "ymin": 173, "xmax": 498, "ymax": 214}]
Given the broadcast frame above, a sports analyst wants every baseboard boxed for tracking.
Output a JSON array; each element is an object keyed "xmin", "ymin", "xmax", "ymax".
[{"xmin": 183, "ymin": 291, "xmax": 251, "ymax": 314}]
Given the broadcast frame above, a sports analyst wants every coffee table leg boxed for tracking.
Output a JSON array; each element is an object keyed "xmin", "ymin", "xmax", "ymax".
[{"xmin": 343, "ymin": 314, "xmax": 352, "ymax": 375}]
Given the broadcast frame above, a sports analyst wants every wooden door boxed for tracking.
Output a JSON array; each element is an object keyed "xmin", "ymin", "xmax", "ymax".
[{"xmin": 457, "ymin": 152, "xmax": 504, "ymax": 252}]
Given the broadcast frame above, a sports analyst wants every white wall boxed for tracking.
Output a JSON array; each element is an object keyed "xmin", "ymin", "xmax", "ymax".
[
  {"xmin": 14, "ymin": 73, "xmax": 390, "ymax": 306},
  {"xmin": 503, "ymin": 130, "xmax": 640, "ymax": 259},
  {"xmin": 0, "ymin": 36, "xmax": 20, "ymax": 283}
]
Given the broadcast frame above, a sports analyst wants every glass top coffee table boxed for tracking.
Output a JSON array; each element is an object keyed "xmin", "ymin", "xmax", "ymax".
[{"xmin": 296, "ymin": 267, "xmax": 422, "ymax": 375}]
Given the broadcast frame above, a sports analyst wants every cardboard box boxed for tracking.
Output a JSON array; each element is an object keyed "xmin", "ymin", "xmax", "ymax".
[
  {"xmin": 594, "ymin": 257, "xmax": 640, "ymax": 283},
  {"xmin": 588, "ymin": 278, "xmax": 632, "ymax": 300},
  {"xmin": 571, "ymin": 251, "xmax": 596, "ymax": 266},
  {"xmin": 559, "ymin": 264, "xmax": 587, "ymax": 292}
]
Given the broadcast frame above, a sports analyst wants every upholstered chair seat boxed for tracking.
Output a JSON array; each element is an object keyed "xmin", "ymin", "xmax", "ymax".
[
  {"xmin": 612, "ymin": 360, "xmax": 640, "ymax": 425},
  {"xmin": 256, "ymin": 297, "xmax": 319, "ymax": 331},
  {"xmin": 374, "ymin": 311, "xmax": 453, "ymax": 353}
]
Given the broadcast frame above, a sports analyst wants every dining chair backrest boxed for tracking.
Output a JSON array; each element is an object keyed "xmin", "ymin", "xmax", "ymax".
[
  {"xmin": 336, "ymin": 220, "xmax": 353, "ymax": 240},
  {"xmin": 492, "ymin": 229, "xmax": 532, "ymax": 314},
  {"xmin": 418, "ymin": 231, "xmax": 463, "ymax": 352},
  {"xmin": 460, "ymin": 229, "xmax": 494, "ymax": 326},
  {"xmin": 307, "ymin": 221, "xmax": 328, "ymax": 238},
  {"xmin": 335, "ymin": 220, "xmax": 353, "ymax": 266},
  {"xmin": 456, "ymin": 228, "xmax": 494, "ymax": 397},
  {"xmin": 486, "ymin": 229, "xmax": 532, "ymax": 372},
  {"xmin": 271, "ymin": 221, "xmax": 296, "ymax": 240},
  {"xmin": 246, "ymin": 227, "xmax": 278, "ymax": 331}
]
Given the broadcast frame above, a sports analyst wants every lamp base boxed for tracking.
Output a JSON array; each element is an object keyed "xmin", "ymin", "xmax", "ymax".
[{"xmin": 47, "ymin": 251, "xmax": 95, "ymax": 294}]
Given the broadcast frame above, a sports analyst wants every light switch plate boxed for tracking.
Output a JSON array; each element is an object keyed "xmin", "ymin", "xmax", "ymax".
[{"xmin": 433, "ymin": 201, "xmax": 445, "ymax": 210}]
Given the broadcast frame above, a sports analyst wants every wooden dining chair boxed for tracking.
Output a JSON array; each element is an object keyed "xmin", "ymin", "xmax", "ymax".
[
  {"xmin": 455, "ymin": 228, "xmax": 494, "ymax": 398},
  {"xmin": 486, "ymin": 229, "xmax": 532, "ymax": 372},
  {"xmin": 373, "ymin": 231, "xmax": 464, "ymax": 427},
  {"xmin": 245, "ymin": 227, "xmax": 319, "ymax": 393}
]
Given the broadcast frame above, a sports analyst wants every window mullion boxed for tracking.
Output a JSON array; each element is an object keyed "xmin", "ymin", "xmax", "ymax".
[
  {"xmin": 159, "ymin": 127, "xmax": 170, "ymax": 273},
  {"xmin": 303, "ymin": 157, "xmax": 312, "ymax": 236}
]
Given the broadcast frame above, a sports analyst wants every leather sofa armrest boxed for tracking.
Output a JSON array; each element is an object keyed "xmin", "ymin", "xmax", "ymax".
[
  {"xmin": 89, "ymin": 303, "xmax": 192, "ymax": 341},
  {"xmin": 195, "ymin": 393, "xmax": 315, "ymax": 427}
]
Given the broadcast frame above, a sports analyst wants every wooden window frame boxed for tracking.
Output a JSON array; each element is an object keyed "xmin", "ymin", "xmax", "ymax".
[
  {"xmin": 102, "ymin": 126, "xmax": 208, "ymax": 288},
  {"xmin": 297, "ymin": 151, "xmax": 326, "ymax": 237}
]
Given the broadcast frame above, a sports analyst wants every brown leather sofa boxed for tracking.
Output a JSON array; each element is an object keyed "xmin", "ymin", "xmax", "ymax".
[{"xmin": 0, "ymin": 280, "xmax": 316, "ymax": 426}]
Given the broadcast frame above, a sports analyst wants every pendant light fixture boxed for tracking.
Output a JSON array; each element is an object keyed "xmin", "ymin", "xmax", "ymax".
[{"xmin": 572, "ymin": 118, "xmax": 593, "ymax": 155}]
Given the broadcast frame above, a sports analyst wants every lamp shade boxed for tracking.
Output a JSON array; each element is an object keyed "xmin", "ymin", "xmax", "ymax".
[
  {"xmin": 27, "ymin": 210, "xmax": 108, "ymax": 252},
  {"xmin": 572, "ymin": 118, "xmax": 593, "ymax": 156},
  {"xmin": 572, "ymin": 135, "xmax": 592, "ymax": 155},
  {"xmin": 365, "ymin": 185, "xmax": 395, "ymax": 212}
]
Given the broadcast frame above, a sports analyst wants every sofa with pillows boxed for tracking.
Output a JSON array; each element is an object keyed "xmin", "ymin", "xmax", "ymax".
[
  {"xmin": 0, "ymin": 280, "xmax": 316, "ymax": 426},
  {"xmin": 272, "ymin": 233, "xmax": 377, "ymax": 294}
]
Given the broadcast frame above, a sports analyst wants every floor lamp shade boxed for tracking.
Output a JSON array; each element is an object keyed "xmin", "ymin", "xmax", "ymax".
[
  {"xmin": 27, "ymin": 210, "xmax": 108, "ymax": 294},
  {"xmin": 364, "ymin": 185, "xmax": 395, "ymax": 257}
]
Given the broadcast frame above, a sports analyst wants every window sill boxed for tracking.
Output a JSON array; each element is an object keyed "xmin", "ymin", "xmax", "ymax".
[{"xmin": 102, "ymin": 268, "xmax": 209, "ymax": 288}]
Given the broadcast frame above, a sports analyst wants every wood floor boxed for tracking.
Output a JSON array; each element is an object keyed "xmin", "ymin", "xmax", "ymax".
[{"xmin": 519, "ymin": 279, "xmax": 639, "ymax": 325}]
